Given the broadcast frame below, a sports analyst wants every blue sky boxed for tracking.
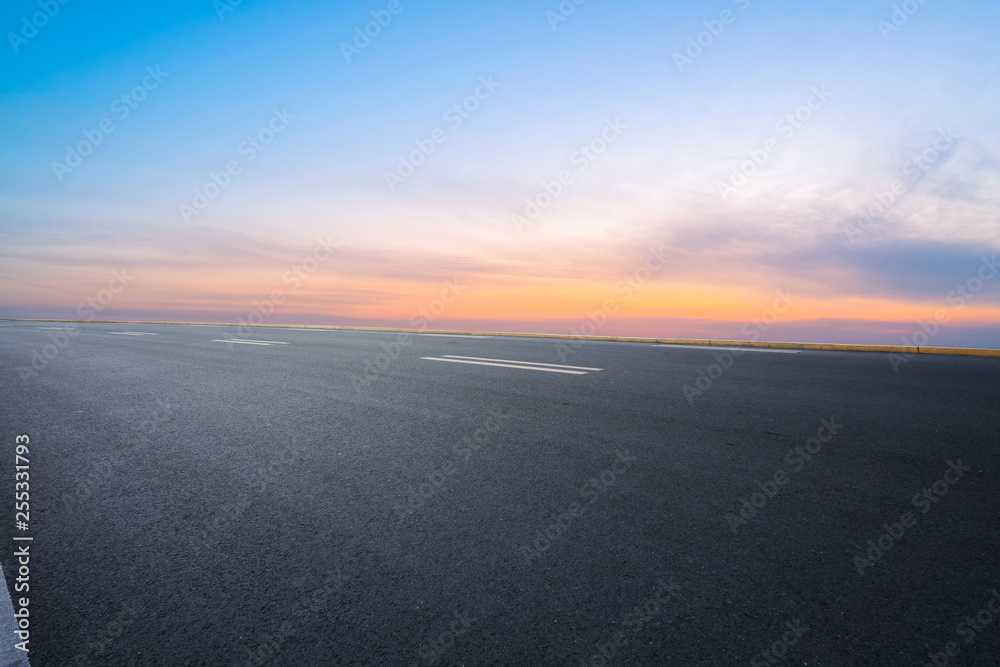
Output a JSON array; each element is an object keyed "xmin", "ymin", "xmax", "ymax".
[{"xmin": 2, "ymin": 0, "xmax": 999, "ymax": 345}]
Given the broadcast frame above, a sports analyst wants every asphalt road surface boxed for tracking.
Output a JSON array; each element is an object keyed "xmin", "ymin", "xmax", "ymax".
[{"xmin": 0, "ymin": 321, "xmax": 998, "ymax": 666}]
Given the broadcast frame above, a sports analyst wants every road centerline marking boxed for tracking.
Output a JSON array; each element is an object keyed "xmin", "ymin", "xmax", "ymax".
[
  {"xmin": 421, "ymin": 357, "xmax": 589, "ymax": 374},
  {"xmin": 212, "ymin": 339, "xmax": 276, "ymax": 346},
  {"xmin": 441, "ymin": 355, "xmax": 603, "ymax": 371},
  {"xmin": 212, "ymin": 338, "xmax": 292, "ymax": 346}
]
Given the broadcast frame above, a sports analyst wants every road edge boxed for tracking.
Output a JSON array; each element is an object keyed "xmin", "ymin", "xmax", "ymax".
[
  {"xmin": 4, "ymin": 319, "xmax": 998, "ymax": 358},
  {"xmin": 0, "ymin": 562, "xmax": 29, "ymax": 666}
]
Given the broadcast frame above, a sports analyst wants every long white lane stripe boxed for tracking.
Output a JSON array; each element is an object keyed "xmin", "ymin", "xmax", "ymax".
[
  {"xmin": 227, "ymin": 338, "xmax": 289, "ymax": 344},
  {"xmin": 441, "ymin": 355, "xmax": 603, "ymax": 371},
  {"xmin": 421, "ymin": 357, "xmax": 588, "ymax": 374},
  {"xmin": 212, "ymin": 339, "xmax": 274, "ymax": 346},
  {"xmin": 653, "ymin": 344, "xmax": 799, "ymax": 354}
]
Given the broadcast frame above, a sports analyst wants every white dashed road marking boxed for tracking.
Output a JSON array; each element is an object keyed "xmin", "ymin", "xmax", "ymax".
[
  {"xmin": 421, "ymin": 355, "xmax": 602, "ymax": 374},
  {"xmin": 442, "ymin": 355, "xmax": 603, "ymax": 370},
  {"xmin": 212, "ymin": 339, "xmax": 290, "ymax": 346}
]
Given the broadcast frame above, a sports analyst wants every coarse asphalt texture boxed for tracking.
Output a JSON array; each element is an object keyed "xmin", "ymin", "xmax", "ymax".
[{"xmin": 0, "ymin": 320, "xmax": 998, "ymax": 666}]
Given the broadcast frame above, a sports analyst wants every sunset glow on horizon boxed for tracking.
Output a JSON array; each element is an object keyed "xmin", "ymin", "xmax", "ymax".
[{"xmin": 2, "ymin": 0, "xmax": 998, "ymax": 347}]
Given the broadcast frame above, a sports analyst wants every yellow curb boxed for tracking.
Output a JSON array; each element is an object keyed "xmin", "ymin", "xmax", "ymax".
[
  {"xmin": 832, "ymin": 343, "xmax": 919, "ymax": 353},
  {"xmin": 651, "ymin": 339, "xmax": 919, "ymax": 353},
  {"xmin": 2, "ymin": 319, "xmax": 997, "ymax": 358},
  {"xmin": 918, "ymin": 346, "xmax": 1000, "ymax": 357}
]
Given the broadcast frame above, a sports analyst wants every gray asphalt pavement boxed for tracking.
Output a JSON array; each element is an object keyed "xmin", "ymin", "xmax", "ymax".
[{"xmin": 0, "ymin": 320, "xmax": 998, "ymax": 666}]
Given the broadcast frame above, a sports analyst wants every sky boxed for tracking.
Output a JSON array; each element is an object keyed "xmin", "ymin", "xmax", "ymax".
[{"xmin": 1, "ymin": 0, "xmax": 999, "ymax": 346}]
